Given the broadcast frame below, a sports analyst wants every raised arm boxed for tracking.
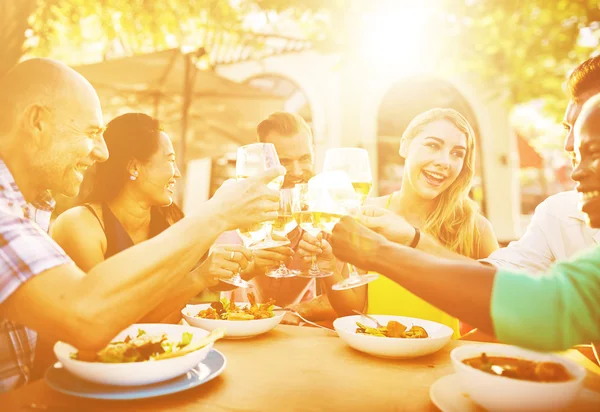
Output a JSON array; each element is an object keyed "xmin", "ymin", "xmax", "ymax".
[
  {"xmin": 1, "ymin": 168, "xmax": 283, "ymax": 351},
  {"xmin": 357, "ymin": 206, "xmax": 476, "ymax": 261},
  {"xmin": 331, "ymin": 217, "xmax": 600, "ymax": 352}
]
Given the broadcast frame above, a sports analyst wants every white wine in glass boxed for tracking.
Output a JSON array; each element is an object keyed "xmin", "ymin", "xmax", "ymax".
[
  {"xmin": 271, "ymin": 215, "xmax": 297, "ymax": 238},
  {"xmin": 323, "ymin": 148, "xmax": 379, "ymax": 290},
  {"xmin": 351, "ymin": 182, "xmax": 373, "ymax": 204},
  {"xmin": 266, "ymin": 188, "xmax": 300, "ymax": 278},
  {"xmin": 235, "ymin": 143, "xmax": 289, "ymax": 250},
  {"xmin": 221, "ymin": 143, "xmax": 288, "ymax": 289},
  {"xmin": 292, "ymin": 184, "xmax": 333, "ymax": 278}
]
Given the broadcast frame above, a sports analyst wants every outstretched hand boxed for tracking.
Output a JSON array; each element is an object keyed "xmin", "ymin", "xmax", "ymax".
[
  {"xmin": 357, "ymin": 206, "xmax": 415, "ymax": 245},
  {"xmin": 329, "ymin": 216, "xmax": 387, "ymax": 271}
]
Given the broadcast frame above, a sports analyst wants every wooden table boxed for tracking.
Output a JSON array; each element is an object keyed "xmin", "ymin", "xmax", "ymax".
[{"xmin": 2, "ymin": 326, "xmax": 600, "ymax": 411}]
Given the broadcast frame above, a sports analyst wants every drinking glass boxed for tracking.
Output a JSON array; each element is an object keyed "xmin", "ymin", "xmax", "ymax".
[
  {"xmin": 266, "ymin": 189, "xmax": 301, "ymax": 278},
  {"xmin": 221, "ymin": 143, "xmax": 289, "ymax": 289},
  {"xmin": 323, "ymin": 148, "xmax": 379, "ymax": 290},
  {"xmin": 292, "ymin": 184, "xmax": 334, "ymax": 278}
]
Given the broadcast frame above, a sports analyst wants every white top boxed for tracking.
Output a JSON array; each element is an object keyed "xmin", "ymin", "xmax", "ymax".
[{"xmin": 481, "ymin": 191, "xmax": 600, "ymax": 273}]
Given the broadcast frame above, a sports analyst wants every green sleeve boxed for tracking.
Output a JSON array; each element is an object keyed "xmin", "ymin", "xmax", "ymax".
[{"xmin": 491, "ymin": 246, "xmax": 600, "ymax": 352}]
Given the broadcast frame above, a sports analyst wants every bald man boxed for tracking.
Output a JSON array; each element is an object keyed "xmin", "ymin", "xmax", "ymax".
[{"xmin": 0, "ymin": 58, "xmax": 283, "ymax": 392}]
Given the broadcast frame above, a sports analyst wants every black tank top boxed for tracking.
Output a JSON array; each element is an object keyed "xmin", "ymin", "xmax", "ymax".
[{"xmin": 83, "ymin": 203, "xmax": 170, "ymax": 258}]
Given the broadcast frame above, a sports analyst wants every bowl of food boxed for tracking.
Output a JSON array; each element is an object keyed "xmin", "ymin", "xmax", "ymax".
[
  {"xmin": 182, "ymin": 293, "xmax": 285, "ymax": 339},
  {"xmin": 451, "ymin": 343, "xmax": 586, "ymax": 411},
  {"xmin": 333, "ymin": 315, "xmax": 453, "ymax": 358},
  {"xmin": 54, "ymin": 323, "xmax": 224, "ymax": 386}
]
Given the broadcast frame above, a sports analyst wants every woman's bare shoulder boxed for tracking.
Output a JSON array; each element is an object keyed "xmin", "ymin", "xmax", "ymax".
[{"xmin": 52, "ymin": 204, "xmax": 104, "ymax": 238}]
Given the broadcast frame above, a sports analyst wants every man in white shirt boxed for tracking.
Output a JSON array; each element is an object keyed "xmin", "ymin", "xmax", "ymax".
[
  {"xmin": 480, "ymin": 191, "xmax": 600, "ymax": 272},
  {"xmin": 481, "ymin": 55, "xmax": 600, "ymax": 272}
]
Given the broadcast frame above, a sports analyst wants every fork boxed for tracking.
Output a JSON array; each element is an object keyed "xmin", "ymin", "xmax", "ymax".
[
  {"xmin": 352, "ymin": 309, "xmax": 383, "ymax": 328},
  {"xmin": 273, "ymin": 308, "xmax": 336, "ymax": 332},
  {"xmin": 352, "ymin": 310, "xmax": 413, "ymax": 332}
]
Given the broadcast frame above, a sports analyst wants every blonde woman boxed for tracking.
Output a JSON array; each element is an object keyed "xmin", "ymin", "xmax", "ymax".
[{"xmin": 361, "ymin": 108, "xmax": 498, "ymax": 338}]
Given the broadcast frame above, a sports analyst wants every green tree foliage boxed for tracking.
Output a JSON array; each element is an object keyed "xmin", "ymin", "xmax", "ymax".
[
  {"xmin": 2, "ymin": 0, "xmax": 599, "ymax": 120},
  {"xmin": 255, "ymin": 0, "xmax": 600, "ymax": 119}
]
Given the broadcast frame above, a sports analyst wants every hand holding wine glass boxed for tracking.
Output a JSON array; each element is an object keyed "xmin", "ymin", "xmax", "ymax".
[
  {"xmin": 210, "ymin": 166, "xmax": 284, "ymax": 231},
  {"xmin": 322, "ymin": 148, "xmax": 379, "ymax": 290},
  {"xmin": 236, "ymin": 143, "xmax": 290, "ymax": 250},
  {"xmin": 358, "ymin": 205, "xmax": 416, "ymax": 245},
  {"xmin": 221, "ymin": 143, "xmax": 288, "ymax": 289},
  {"xmin": 292, "ymin": 183, "xmax": 334, "ymax": 278},
  {"xmin": 266, "ymin": 188, "xmax": 301, "ymax": 278}
]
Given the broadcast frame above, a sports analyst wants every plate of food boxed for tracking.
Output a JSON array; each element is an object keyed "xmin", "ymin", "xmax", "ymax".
[
  {"xmin": 333, "ymin": 315, "xmax": 453, "ymax": 358},
  {"xmin": 182, "ymin": 293, "xmax": 285, "ymax": 339},
  {"xmin": 53, "ymin": 323, "xmax": 224, "ymax": 386},
  {"xmin": 448, "ymin": 343, "xmax": 587, "ymax": 411},
  {"xmin": 46, "ymin": 348, "xmax": 227, "ymax": 400}
]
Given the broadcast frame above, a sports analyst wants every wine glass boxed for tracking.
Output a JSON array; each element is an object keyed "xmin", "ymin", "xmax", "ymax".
[
  {"xmin": 235, "ymin": 143, "xmax": 290, "ymax": 250},
  {"xmin": 323, "ymin": 147, "xmax": 373, "ymax": 203},
  {"xmin": 292, "ymin": 184, "xmax": 334, "ymax": 278},
  {"xmin": 323, "ymin": 148, "xmax": 379, "ymax": 290},
  {"xmin": 221, "ymin": 143, "xmax": 289, "ymax": 289},
  {"xmin": 266, "ymin": 188, "xmax": 301, "ymax": 278}
]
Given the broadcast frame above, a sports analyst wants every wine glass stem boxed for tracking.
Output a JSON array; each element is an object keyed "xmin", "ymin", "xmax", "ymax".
[
  {"xmin": 347, "ymin": 263, "xmax": 360, "ymax": 278},
  {"xmin": 264, "ymin": 221, "xmax": 274, "ymax": 242},
  {"xmin": 311, "ymin": 255, "xmax": 320, "ymax": 272},
  {"xmin": 231, "ymin": 267, "xmax": 243, "ymax": 283}
]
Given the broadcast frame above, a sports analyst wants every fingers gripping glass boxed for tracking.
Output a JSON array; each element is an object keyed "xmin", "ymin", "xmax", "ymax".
[
  {"xmin": 266, "ymin": 188, "xmax": 300, "ymax": 278},
  {"xmin": 235, "ymin": 143, "xmax": 290, "ymax": 249},
  {"xmin": 323, "ymin": 148, "xmax": 379, "ymax": 290},
  {"xmin": 292, "ymin": 184, "xmax": 333, "ymax": 278},
  {"xmin": 220, "ymin": 143, "xmax": 289, "ymax": 289}
]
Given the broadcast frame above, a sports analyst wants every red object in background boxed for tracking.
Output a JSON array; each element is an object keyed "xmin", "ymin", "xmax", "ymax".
[{"xmin": 517, "ymin": 132, "xmax": 544, "ymax": 169}]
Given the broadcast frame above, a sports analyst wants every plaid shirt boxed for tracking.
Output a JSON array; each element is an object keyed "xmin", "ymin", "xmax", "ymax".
[{"xmin": 0, "ymin": 159, "xmax": 72, "ymax": 393}]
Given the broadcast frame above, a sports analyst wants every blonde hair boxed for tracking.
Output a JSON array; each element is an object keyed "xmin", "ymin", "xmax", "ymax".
[
  {"xmin": 257, "ymin": 112, "xmax": 313, "ymax": 144},
  {"xmin": 401, "ymin": 108, "xmax": 481, "ymax": 258}
]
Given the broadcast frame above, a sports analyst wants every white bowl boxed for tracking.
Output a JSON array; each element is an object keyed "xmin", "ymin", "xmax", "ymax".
[
  {"xmin": 182, "ymin": 303, "xmax": 285, "ymax": 339},
  {"xmin": 54, "ymin": 323, "xmax": 213, "ymax": 386},
  {"xmin": 333, "ymin": 315, "xmax": 453, "ymax": 358},
  {"xmin": 451, "ymin": 343, "xmax": 586, "ymax": 411}
]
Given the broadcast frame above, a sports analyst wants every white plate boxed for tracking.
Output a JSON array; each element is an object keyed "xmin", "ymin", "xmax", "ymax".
[
  {"xmin": 46, "ymin": 349, "xmax": 226, "ymax": 400},
  {"xmin": 182, "ymin": 303, "xmax": 285, "ymax": 339},
  {"xmin": 333, "ymin": 315, "xmax": 453, "ymax": 359},
  {"xmin": 54, "ymin": 323, "xmax": 213, "ymax": 386},
  {"xmin": 430, "ymin": 374, "xmax": 600, "ymax": 412}
]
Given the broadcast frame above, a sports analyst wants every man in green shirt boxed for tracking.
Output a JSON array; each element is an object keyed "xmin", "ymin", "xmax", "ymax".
[{"xmin": 330, "ymin": 93, "xmax": 600, "ymax": 352}]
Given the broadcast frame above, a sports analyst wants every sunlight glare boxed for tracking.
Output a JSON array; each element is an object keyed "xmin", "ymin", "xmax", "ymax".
[{"xmin": 359, "ymin": 3, "xmax": 435, "ymax": 70}]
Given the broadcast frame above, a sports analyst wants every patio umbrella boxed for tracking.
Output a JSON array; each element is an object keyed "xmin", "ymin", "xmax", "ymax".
[{"xmin": 72, "ymin": 48, "xmax": 284, "ymax": 176}]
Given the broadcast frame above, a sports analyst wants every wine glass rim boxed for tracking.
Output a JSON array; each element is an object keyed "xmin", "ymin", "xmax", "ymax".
[
  {"xmin": 326, "ymin": 147, "xmax": 368, "ymax": 154},
  {"xmin": 239, "ymin": 142, "xmax": 275, "ymax": 149}
]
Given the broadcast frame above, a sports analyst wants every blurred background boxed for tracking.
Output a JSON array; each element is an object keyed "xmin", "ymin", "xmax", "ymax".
[{"xmin": 2, "ymin": 0, "xmax": 600, "ymax": 244}]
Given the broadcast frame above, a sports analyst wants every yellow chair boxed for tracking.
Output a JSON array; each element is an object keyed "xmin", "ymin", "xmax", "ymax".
[{"xmin": 367, "ymin": 275, "xmax": 461, "ymax": 339}]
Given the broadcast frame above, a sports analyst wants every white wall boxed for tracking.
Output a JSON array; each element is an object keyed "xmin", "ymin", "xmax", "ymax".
[{"xmin": 217, "ymin": 52, "xmax": 521, "ymax": 241}]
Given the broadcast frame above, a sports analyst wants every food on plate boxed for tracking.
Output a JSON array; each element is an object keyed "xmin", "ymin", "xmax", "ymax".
[
  {"xmin": 462, "ymin": 352, "xmax": 573, "ymax": 382},
  {"xmin": 71, "ymin": 328, "xmax": 224, "ymax": 363},
  {"xmin": 355, "ymin": 320, "xmax": 429, "ymax": 338},
  {"xmin": 196, "ymin": 293, "xmax": 275, "ymax": 321}
]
